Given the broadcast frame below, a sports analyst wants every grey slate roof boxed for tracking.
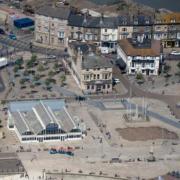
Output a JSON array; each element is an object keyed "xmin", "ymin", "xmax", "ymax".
[
  {"xmin": 82, "ymin": 54, "xmax": 112, "ymax": 69},
  {"xmin": 54, "ymin": 108, "xmax": 75, "ymax": 132},
  {"xmin": 68, "ymin": 14, "xmax": 121, "ymax": 28},
  {"xmin": 36, "ymin": 6, "xmax": 70, "ymax": 20},
  {"xmin": 9, "ymin": 100, "xmax": 78, "ymax": 135}
]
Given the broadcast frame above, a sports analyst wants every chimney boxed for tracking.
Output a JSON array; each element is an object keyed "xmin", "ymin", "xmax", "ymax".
[
  {"xmin": 52, "ymin": 0, "xmax": 57, "ymax": 8},
  {"xmin": 83, "ymin": 12, "xmax": 88, "ymax": 25},
  {"xmin": 100, "ymin": 13, "xmax": 104, "ymax": 26},
  {"xmin": 77, "ymin": 47, "xmax": 83, "ymax": 69}
]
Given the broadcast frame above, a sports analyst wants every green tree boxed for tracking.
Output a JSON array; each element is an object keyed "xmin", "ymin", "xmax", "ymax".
[
  {"xmin": 26, "ymin": 54, "xmax": 37, "ymax": 68},
  {"xmin": 136, "ymin": 73, "xmax": 143, "ymax": 80},
  {"xmin": 48, "ymin": 71, "xmax": 55, "ymax": 78},
  {"xmin": 19, "ymin": 79, "xmax": 26, "ymax": 85},
  {"xmin": 1, "ymin": 100, "xmax": 6, "ymax": 105},
  {"xmin": 37, "ymin": 64, "xmax": 45, "ymax": 72},
  {"xmin": 53, "ymin": 63, "xmax": 59, "ymax": 70},
  {"xmin": 23, "ymin": 70, "xmax": 29, "ymax": 76},
  {"xmin": 31, "ymin": 54, "xmax": 37, "ymax": 63},
  {"xmin": 163, "ymin": 64, "xmax": 171, "ymax": 74},
  {"xmin": 15, "ymin": 57, "xmax": 24, "ymax": 66},
  {"xmin": 34, "ymin": 74, "xmax": 41, "ymax": 81},
  {"xmin": 60, "ymin": 75, "xmax": 66, "ymax": 85},
  {"xmin": 45, "ymin": 78, "xmax": 51, "ymax": 86},
  {"xmin": 13, "ymin": 65, "xmax": 19, "ymax": 73}
]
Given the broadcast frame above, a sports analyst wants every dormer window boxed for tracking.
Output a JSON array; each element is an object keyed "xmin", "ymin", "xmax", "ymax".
[
  {"xmin": 134, "ymin": 19, "xmax": 138, "ymax": 25},
  {"xmin": 170, "ymin": 19, "xmax": 176, "ymax": 23},
  {"xmin": 145, "ymin": 20, "xmax": 150, "ymax": 24}
]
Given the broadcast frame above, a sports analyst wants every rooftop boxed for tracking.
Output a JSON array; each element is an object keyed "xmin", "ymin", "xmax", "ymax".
[
  {"xmin": 36, "ymin": 6, "xmax": 71, "ymax": 20},
  {"xmin": 118, "ymin": 39, "xmax": 161, "ymax": 57},
  {"xmin": 68, "ymin": 14, "xmax": 130, "ymax": 28},
  {"xmin": 9, "ymin": 100, "xmax": 78, "ymax": 135},
  {"xmin": 119, "ymin": 39, "xmax": 161, "ymax": 56},
  {"xmin": 82, "ymin": 54, "xmax": 112, "ymax": 69}
]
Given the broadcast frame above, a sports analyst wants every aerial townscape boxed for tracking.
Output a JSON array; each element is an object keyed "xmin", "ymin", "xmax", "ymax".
[{"xmin": 0, "ymin": 0, "xmax": 180, "ymax": 179}]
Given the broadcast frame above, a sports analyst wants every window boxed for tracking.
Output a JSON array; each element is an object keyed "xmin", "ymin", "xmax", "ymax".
[
  {"xmin": 58, "ymin": 31, "xmax": 64, "ymax": 38},
  {"xmin": 103, "ymin": 85, "xmax": 106, "ymax": 89},
  {"xmin": 51, "ymin": 23, "xmax": 54, "ymax": 27},
  {"xmin": 51, "ymin": 37, "xmax": 54, "ymax": 44},
  {"xmin": 87, "ymin": 85, "xmax": 90, "ymax": 90},
  {"xmin": 105, "ymin": 74, "xmax": 108, "ymax": 79},
  {"xmin": 151, "ymin": 63, "xmax": 154, "ymax": 68},
  {"xmin": 122, "ymin": 28, "xmax": 127, "ymax": 32},
  {"xmin": 94, "ymin": 74, "xmax": 96, "ymax": 79},
  {"xmin": 105, "ymin": 29, "xmax": 107, "ymax": 32},
  {"xmin": 91, "ymin": 85, "xmax": 94, "ymax": 89},
  {"xmin": 97, "ymin": 74, "xmax": 100, "ymax": 79},
  {"xmin": 107, "ymin": 84, "xmax": 110, "ymax": 89}
]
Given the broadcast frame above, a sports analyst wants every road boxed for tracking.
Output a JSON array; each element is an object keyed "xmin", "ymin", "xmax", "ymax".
[
  {"xmin": 0, "ymin": 34, "xmax": 179, "ymax": 119},
  {"xmin": 0, "ymin": 35, "xmax": 68, "ymax": 57},
  {"xmin": 113, "ymin": 66, "xmax": 180, "ymax": 120}
]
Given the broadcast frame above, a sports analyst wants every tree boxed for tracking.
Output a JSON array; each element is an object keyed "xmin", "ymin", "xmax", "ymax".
[
  {"xmin": 34, "ymin": 74, "xmax": 40, "ymax": 81},
  {"xmin": 15, "ymin": 57, "xmax": 24, "ymax": 66},
  {"xmin": 13, "ymin": 65, "xmax": 19, "ymax": 73},
  {"xmin": 37, "ymin": 64, "xmax": 45, "ymax": 72},
  {"xmin": 53, "ymin": 63, "xmax": 59, "ymax": 70},
  {"xmin": 60, "ymin": 75, "xmax": 66, "ymax": 86},
  {"xmin": 19, "ymin": 79, "xmax": 26, "ymax": 85},
  {"xmin": 26, "ymin": 54, "xmax": 37, "ymax": 68},
  {"xmin": 136, "ymin": 73, "xmax": 143, "ymax": 80},
  {"xmin": 48, "ymin": 71, "xmax": 55, "ymax": 78},
  {"xmin": 31, "ymin": 54, "xmax": 37, "ymax": 63},
  {"xmin": 163, "ymin": 64, "xmax": 171, "ymax": 74},
  {"xmin": 1, "ymin": 100, "xmax": 6, "ymax": 105},
  {"xmin": 45, "ymin": 78, "xmax": 51, "ymax": 86},
  {"xmin": 23, "ymin": 70, "xmax": 29, "ymax": 76}
]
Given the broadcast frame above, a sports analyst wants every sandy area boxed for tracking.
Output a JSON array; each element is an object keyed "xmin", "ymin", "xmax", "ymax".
[{"xmin": 116, "ymin": 127, "xmax": 178, "ymax": 141}]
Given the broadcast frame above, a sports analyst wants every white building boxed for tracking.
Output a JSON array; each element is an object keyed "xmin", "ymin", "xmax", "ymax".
[
  {"xmin": 117, "ymin": 39, "xmax": 162, "ymax": 76},
  {"xmin": 99, "ymin": 17, "xmax": 119, "ymax": 53},
  {"xmin": 8, "ymin": 100, "xmax": 85, "ymax": 143}
]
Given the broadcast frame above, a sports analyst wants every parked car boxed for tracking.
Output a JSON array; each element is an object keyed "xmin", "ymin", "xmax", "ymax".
[
  {"xmin": 113, "ymin": 78, "xmax": 120, "ymax": 84},
  {"xmin": 0, "ymin": 28, "xmax": 5, "ymax": 35},
  {"xmin": 9, "ymin": 33, "xmax": 16, "ymax": 40},
  {"xmin": 170, "ymin": 51, "xmax": 180, "ymax": 55},
  {"xmin": 46, "ymin": 55, "xmax": 56, "ymax": 59}
]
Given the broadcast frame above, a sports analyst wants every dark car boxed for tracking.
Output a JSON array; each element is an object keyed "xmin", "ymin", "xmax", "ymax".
[{"xmin": 0, "ymin": 28, "xmax": 5, "ymax": 35}]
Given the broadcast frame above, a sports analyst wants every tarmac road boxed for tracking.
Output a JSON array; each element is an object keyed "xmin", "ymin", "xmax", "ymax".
[{"xmin": 0, "ymin": 35, "xmax": 68, "ymax": 57}]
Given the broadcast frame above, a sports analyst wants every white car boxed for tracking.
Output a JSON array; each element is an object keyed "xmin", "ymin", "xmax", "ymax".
[
  {"xmin": 170, "ymin": 51, "xmax": 180, "ymax": 55},
  {"xmin": 113, "ymin": 78, "xmax": 120, "ymax": 84},
  {"xmin": 46, "ymin": 55, "xmax": 57, "ymax": 59}
]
